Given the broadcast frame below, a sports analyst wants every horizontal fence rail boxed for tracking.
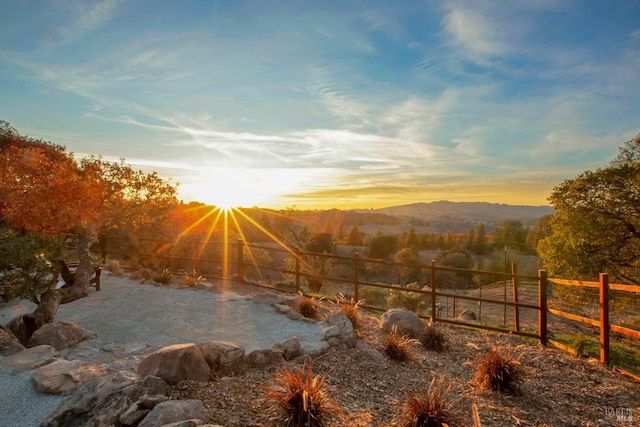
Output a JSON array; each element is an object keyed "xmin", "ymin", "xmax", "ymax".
[{"xmin": 92, "ymin": 235, "xmax": 640, "ymax": 381}]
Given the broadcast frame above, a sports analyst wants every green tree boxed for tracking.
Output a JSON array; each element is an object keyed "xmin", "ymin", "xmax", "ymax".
[
  {"xmin": 368, "ymin": 233, "xmax": 397, "ymax": 259},
  {"xmin": 538, "ymin": 134, "xmax": 640, "ymax": 283},
  {"xmin": 403, "ymin": 226, "xmax": 418, "ymax": 251},
  {"xmin": 345, "ymin": 223, "xmax": 362, "ymax": 246},
  {"xmin": 394, "ymin": 247, "xmax": 422, "ymax": 284},
  {"xmin": 464, "ymin": 227, "xmax": 475, "ymax": 252},
  {"xmin": 475, "ymin": 223, "xmax": 489, "ymax": 255}
]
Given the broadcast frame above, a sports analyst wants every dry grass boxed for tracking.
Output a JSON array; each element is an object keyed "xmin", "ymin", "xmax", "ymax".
[
  {"xmin": 297, "ymin": 295, "xmax": 320, "ymax": 319},
  {"xmin": 393, "ymin": 376, "xmax": 461, "ymax": 427},
  {"xmin": 183, "ymin": 269, "xmax": 204, "ymax": 287},
  {"xmin": 261, "ymin": 360, "xmax": 336, "ymax": 427},
  {"xmin": 384, "ymin": 325, "xmax": 419, "ymax": 361},
  {"xmin": 334, "ymin": 292, "xmax": 364, "ymax": 328},
  {"xmin": 473, "ymin": 347, "xmax": 522, "ymax": 393},
  {"xmin": 420, "ymin": 323, "xmax": 447, "ymax": 352}
]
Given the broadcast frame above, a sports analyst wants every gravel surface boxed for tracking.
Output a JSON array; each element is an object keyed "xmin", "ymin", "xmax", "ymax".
[{"xmin": 0, "ymin": 273, "xmax": 325, "ymax": 427}]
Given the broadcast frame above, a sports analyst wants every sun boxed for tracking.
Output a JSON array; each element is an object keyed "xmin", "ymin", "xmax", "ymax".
[{"xmin": 180, "ymin": 167, "xmax": 292, "ymax": 209}]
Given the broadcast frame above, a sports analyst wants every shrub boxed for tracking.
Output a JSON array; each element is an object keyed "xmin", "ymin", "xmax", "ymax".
[
  {"xmin": 334, "ymin": 293, "xmax": 363, "ymax": 328},
  {"xmin": 420, "ymin": 323, "xmax": 447, "ymax": 352},
  {"xmin": 183, "ymin": 269, "xmax": 203, "ymax": 287},
  {"xmin": 153, "ymin": 268, "xmax": 173, "ymax": 284},
  {"xmin": 262, "ymin": 360, "xmax": 335, "ymax": 427},
  {"xmin": 384, "ymin": 325, "xmax": 418, "ymax": 361},
  {"xmin": 297, "ymin": 295, "xmax": 319, "ymax": 319},
  {"xmin": 358, "ymin": 285, "xmax": 389, "ymax": 308},
  {"xmin": 103, "ymin": 259, "xmax": 123, "ymax": 275},
  {"xmin": 0, "ymin": 229, "xmax": 61, "ymax": 304},
  {"xmin": 473, "ymin": 347, "xmax": 522, "ymax": 393},
  {"xmin": 393, "ymin": 376, "xmax": 460, "ymax": 427}
]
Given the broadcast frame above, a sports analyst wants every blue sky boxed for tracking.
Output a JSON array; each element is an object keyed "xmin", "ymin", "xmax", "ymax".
[{"xmin": 1, "ymin": 0, "xmax": 639, "ymax": 209}]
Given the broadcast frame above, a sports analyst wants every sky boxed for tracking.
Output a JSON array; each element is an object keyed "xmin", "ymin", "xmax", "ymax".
[{"xmin": 1, "ymin": 0, "xmax": 639, "ymax": 210}]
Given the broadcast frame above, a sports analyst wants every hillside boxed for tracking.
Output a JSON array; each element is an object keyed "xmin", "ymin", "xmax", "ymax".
[{"xmin": 352, "ymin": 201, "xmax": 552, "ymax": 234}]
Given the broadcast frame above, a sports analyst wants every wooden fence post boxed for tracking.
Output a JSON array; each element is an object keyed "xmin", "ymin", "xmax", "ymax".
[
  {"xmin": 354, "ymin": 252, "xmax": 360, "ymax": 302},
  {"xmin": 600, "ymin": 273, "xmax": 610, "ymax": 365},
  {"xmin": 236, "ymin": 239, "xmax": 244, "ymax": 283},
  {"xmin": 512, "ymin": 262, "xmax": 520, "ymax": 332},
  {"xmin": 431, "ymin": 260, "xmax": 437, "ymax": 323},
  {"xmin": 538, "ymin": 270, "xmax": 548, "ymax": 346}
]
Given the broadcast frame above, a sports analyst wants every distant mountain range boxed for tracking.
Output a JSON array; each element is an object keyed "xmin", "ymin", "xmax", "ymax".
[{"xmin": 350, "ymin": 201, "xmax": 553, "ymax": 234}]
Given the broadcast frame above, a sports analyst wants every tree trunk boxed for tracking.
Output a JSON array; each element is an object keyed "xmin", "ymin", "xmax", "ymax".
[{"xmin": 59, "ymin": 227, "xmax": 97, "ymax": 304}]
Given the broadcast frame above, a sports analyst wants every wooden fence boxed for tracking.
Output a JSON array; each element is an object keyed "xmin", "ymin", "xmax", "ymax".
[{"xmin": 94, "ymin": 236, "xmax": 640, "ymax": 380}]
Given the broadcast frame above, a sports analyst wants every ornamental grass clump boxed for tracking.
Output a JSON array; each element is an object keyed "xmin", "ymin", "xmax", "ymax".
[
  {"xmin": 473, "ymin": 347, "xmax": 522, "ymax": 393},
  {"xmin": 183, "ymin": 269, "xmax": 203, "ymax": 287},
  {"xmin": 297, "ymin": 295, "xmax": 319, "ymax": 319},
  {"xmin": 420, "ymin": 323, "xmax": 447, "ymax": 352},
  {"xmin": 153, "ymin": 268, "xmax": 173, "ymax": 285},
  {"xmin": 393, "ymin": 376, "xmax": 460, "ymax": 427},
  {"xmin": 334, "ymin": 292, "xmax": 364, "ymax": 328},
  {"xmin": 262, "ymin": 360, "xmax": 335, "ymax": 427},
  {"xmin": 384, "ymin": 325, "xmax": 418, "ymax": 361}
]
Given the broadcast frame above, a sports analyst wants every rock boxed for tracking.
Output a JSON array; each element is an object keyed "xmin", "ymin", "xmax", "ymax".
[
  {"xmin": 138, "ymin": 343, "xmax": 210, "ymax": 384},
  {"xmin": 118, "ymin": 392, "xmax": 172, "ymax": 425},
  {"xmin": 31, "ymin": 359, "xmax": 109, "ymax": 395},
  {"xmin": 160, "ymin": 420, "xmax": 207, "ymax": 427},
  {"xmin": 246, "ymin": 348, "xmax": 285, "ymax": 369},
  {"xmin": 272, "ymin": 303, "xmax": 291, "ymax": 314},
  {"xmin": 323, "ymin": 325, "xmax": 341, "ymax": 340},
  {"xmin": 458, "ymin": 309, "xmax": 477, "ymax": 321},
  {"xmin": 119, "ymin": 404, "xmax": 151, "ymax": 426},
  {"xmin": 6, "ymin": 313, "xmax": 37, "ymax": 346},
  {"xmin": 287, "ymin": 310, "xmax": 304, "ymax": 321},
  {"xmin": 322, "ymin": 310, "xmax": 356, "ymax": 347},
  {"xmin": 0, "ymin": 324, "xmax": 25, "ymax": 356},
  {"xmin": 301, "ymin": 341, "xmax": 330, "ymax": 358},
  {"xmin": 365, "ymin": 348, "xmax": 386, "ymax": 363},
  {"xmin": 1, "ymin": 344, "xmax": 60, "ymax": 373},
  {"xmin": 252, "ymin": 292, "xmax": 284, "ymax": 305},
  {"xmin": 197, "ymin": 340, "xmax": 245, "ymax": 377},
  {"xmin": 28, "ymin": 320, "xmax": 86, "ymax": 350},
  {"xmin": 272, "ymin": 336, "xmax": 302, "ymax": 361},
  {"xmin": 41, "ymin": 372, "xmax": 170, "ymax": 427},
  {"xmin": 138, "ymin": 399, "xmax": 209, "ymax": 427},
  {"xmin": 381, "ymin": 308, "xmax": 424, "ymax": 338}
]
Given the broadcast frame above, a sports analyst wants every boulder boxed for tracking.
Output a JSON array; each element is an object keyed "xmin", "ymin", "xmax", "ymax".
[
  {"xmin": 41, "ymin": 372, "xmax": 170, "ymax": 427},
  {"xmin": 272, "ymin": 336, "xmax": 302, "ymax": 361},
  {"xmin": 197, "ymin": 340, "xmax": 245, "ymax": 377},
  {"xmin": 0, "ymin": 324, "xmax": 25, "ymax": 356},
  {"xmin": 28, "ymin": 320, "xmax": 86, "ymax": 350},
  {"xmin": 1, "ymin": 344, "xmax": 60, "ymax": 373},
  {"xmin": 300, "ymin": 341, "xmax": 330, "ymax": 358},
  {"xmin": 6, "ymin": 290, "xmax": 61, "ymax": 346},
  {"xmin": 138, "ymin": 343, "xmax": 210, "ymax": 384},
  {"xmin": 119, "ymin": 394, "xmax": 170, "ymax": 425},
  {"xmin": 31, "ymin": 359, "xmax": 109, "ymax": 395},
  {"xmin": 322, "ymin": 310, "xmax": 356, "ymax": 347},
  {"xmin": 381, "ymin": 308, "xmax": 424, "ymax": 338},
  {"xmin": 138, "ymin": 399, "xmax": 209, "ymax": 427},
  {"xmin": 246, "ymin": 348, "xmax": 285, "ymax": 370}
]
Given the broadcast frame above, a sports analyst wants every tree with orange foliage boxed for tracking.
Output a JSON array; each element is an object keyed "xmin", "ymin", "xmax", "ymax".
[{"xmin": 0, "ymin": 121, "xmax": 178, "ymax": 302}]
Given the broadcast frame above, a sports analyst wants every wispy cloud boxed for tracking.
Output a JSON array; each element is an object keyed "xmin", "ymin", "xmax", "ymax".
[{"xmin": 47, "ymin": 0, "xmax": 124, "ymax": 47}]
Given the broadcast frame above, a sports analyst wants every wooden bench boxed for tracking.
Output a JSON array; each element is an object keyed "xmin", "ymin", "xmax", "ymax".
[{"xmin": 59, "ymin": 259, "xmax": 103, "ymax": 291}]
